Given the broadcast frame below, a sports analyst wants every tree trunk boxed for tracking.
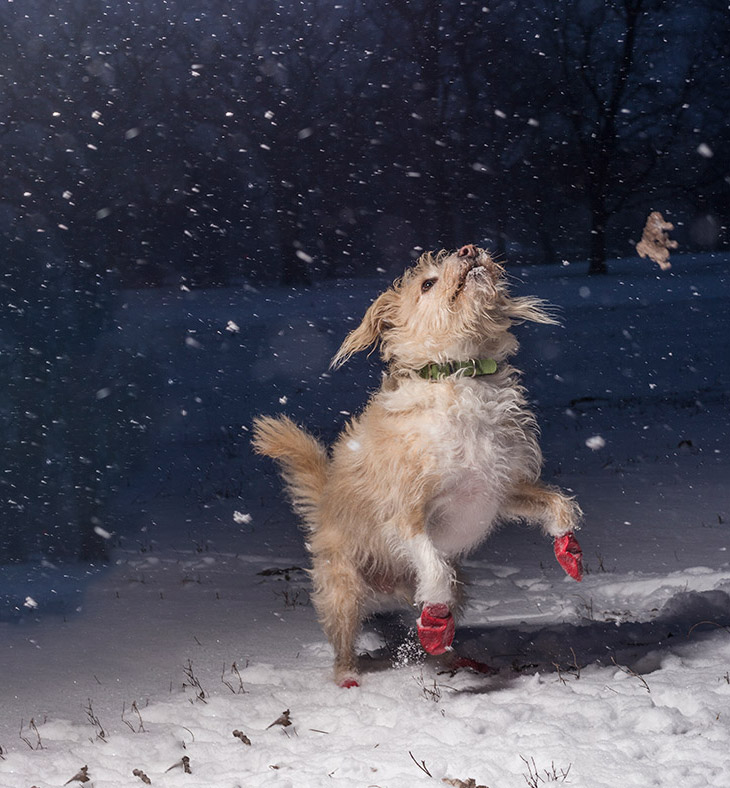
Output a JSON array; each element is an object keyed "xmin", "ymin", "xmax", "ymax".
[
  {"xmin": 538, "ymin": 227, "xmax": 558, "ymax": 266},
  {"xmin": 273, "ymin": 183, "xmax": 311, "ymax": 287},
  {"xmin": 76, "ymin": 487, "xmax": 109, "ymax": 563},
  {"xmin": 588, "ymin": 218, "xmax": 609, "ymax": 274}
]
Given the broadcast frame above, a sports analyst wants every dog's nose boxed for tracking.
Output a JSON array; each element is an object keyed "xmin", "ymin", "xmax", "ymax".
[{"xmin": 457, "ymin": 244, "xmax": 477, "ymax": 258}]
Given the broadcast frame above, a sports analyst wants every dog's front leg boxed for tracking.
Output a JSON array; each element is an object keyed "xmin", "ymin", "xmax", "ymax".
[
  {"xmin": 405, "ymin": 532, "xmax": 457, "ymax": 655},
  {"xmin": 406, "ymin": 532, "xmax": 455, "ymax": 605},
  {"xmin": 501, "ymin": 480, "xmax": 584, "ymax": 581},
  {"xmin": 502, "ymin": 479, "xmax": 581, "ymax": 537}
]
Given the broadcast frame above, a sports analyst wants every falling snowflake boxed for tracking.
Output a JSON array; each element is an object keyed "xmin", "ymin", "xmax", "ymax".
[{"xmin": 697, "ymin": 143, "xmax": 713, "ymax": 158}]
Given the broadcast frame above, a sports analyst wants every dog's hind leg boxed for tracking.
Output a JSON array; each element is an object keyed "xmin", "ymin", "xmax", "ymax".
[{"xmin": 310, "ymin": 554, "xmax": 365, "ymax": 687}]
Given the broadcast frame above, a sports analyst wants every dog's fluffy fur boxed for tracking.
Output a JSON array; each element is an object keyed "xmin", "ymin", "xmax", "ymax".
[{"xmin": 253, "ymin": 245, "xmax": 581, "ymax": 685}]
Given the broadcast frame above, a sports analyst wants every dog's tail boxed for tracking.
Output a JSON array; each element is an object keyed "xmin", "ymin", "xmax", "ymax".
[{"xmin": 251, "ymin": 415, "xmax": 328, "ymax": 531}]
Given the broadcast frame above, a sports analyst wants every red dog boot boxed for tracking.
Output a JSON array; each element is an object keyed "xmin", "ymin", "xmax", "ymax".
[
  {"xmin": 554, "ymin": 531, "xmax": 584, "ymax": 581},
  {"xmin": 417, "ymin": 603, "xmax": 455, "ymax": 655}
]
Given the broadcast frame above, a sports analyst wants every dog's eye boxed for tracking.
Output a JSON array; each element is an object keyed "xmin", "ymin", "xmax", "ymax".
[{"xmin": 421, "ymin": 278, "xmax": 437, "ymax": 293}]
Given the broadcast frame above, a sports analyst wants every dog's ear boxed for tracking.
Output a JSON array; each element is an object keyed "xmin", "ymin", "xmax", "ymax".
[
  {"xmin": 330, "ymin": 289, "xmax": 399, "ymax": 368},
  {"xmin": 505, "ymin": 295, "xmax": 559, "ymax": 326}
]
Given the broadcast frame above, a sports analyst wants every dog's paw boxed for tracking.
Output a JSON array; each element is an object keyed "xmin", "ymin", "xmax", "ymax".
[
  {"xmin": 417, "ymin": 603, "xmax": 455, "ymax": 655},
  {"xmin": 554, "ymin": 531, "xmax": 583, "ymax": 581}
]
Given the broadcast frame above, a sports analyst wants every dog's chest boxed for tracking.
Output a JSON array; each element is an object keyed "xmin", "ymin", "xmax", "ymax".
[
  {"xmin": 380, "ymin": 376, "xmax": 535, "ymax": 476},
  {"xmin": 419, "ymin": 380, "xmax": 537, "ymax": 554},
  {"xmin": 373, "ymin": 376, "xmax": 539, "ymax": 556},
  {"xmin": 430, "ymin": 380, "xmax": 531, "ymax": 473}
]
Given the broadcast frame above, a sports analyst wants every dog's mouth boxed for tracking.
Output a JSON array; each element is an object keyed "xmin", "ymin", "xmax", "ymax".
[{"xmin": 452, "ymin": 260, "xmax": 486, "ymax": 301}]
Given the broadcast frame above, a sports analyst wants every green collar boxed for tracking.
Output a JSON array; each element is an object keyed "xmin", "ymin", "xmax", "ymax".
[{"xmin": 417, "ymin": 358, "xmax": 498, "ymax": 380}]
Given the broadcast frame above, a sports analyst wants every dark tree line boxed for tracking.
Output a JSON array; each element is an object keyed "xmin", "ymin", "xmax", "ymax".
[
  {"xmin": 2, "ymin": 0, "xmax": 727, "ymax": 286},
  {"xmin": 0, "ymin": 0, "xmax": 727, "ymax": 562}
]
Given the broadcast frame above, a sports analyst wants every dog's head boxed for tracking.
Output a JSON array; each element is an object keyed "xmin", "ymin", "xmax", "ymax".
[{"xmin": 331, "ymin": 245, "xmax": 557, "ymax": 371}]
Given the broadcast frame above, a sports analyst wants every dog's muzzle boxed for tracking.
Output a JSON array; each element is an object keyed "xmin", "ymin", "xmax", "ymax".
[{"xmin": 453, "ymin": 258, "xmax": 487, "ymax": 300}]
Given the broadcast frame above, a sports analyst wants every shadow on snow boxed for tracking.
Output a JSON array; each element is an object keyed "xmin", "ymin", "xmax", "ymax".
[{"xmin": 359, "ymin": 586, "xmax": 730, "ymax": 684}]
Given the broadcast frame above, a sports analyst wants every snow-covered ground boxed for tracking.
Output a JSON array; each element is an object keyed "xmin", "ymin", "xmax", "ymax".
[{"xmin": 2, "ymin": 253, "xmax": 729, "ymax": 787}]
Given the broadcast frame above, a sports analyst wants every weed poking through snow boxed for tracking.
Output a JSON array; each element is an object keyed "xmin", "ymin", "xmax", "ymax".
[
  {"xmin": 19, "ymin": 718, "xmax": 43, "ymax": 750},
  {"xmin": 409, "ymin": 751, "xmax": 433, "ymax": 777},
  {"xmin": 610, "ymin": 656, "xmax": 651, "ymax": 693},
  {"xmin": 84, "ymin": 699, "xmax": 107, "ymax": 743},
  {"xmin": 273, "ymin": 586, "xmax": 310, "ymax": 608},
  {"xmin": 553, "ymin": 648, "xmax": 581, "ymax": 684},
  {"xmin": 122, "ymin": 700, "xmax": 146, "ymax": 733},
  {"xmin": 182, "ymin": 660, "xmax": 207, "ymax": 703},
  {"xmin": 221, "ymin": 660, "xmax": 247, "ymax": 694},
  {"xmin": 520, "ymin": 756, "xmax": 571, "ymax": 786},
  {"xmin": 414, "ymin": 671, "xmax": 443, "ymax": 702}
]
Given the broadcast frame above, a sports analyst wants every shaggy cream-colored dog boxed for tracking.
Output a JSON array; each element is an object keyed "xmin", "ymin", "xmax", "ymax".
[{"xmin": 253, "ymin": 245, "xmax": 583, "ymax": 686}]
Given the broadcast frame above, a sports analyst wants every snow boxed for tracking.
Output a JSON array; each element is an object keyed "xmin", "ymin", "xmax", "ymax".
[
  {"xmin": 697, "ymin": 143, "xmax": 714, "ymax": 158},
  {"xmin": 585, "ymin": 435, "xmax": 605, "ymax": 451},
  {"xmin": 1, "ymin": 253, "xmax": 730, "ymax": 787}
]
